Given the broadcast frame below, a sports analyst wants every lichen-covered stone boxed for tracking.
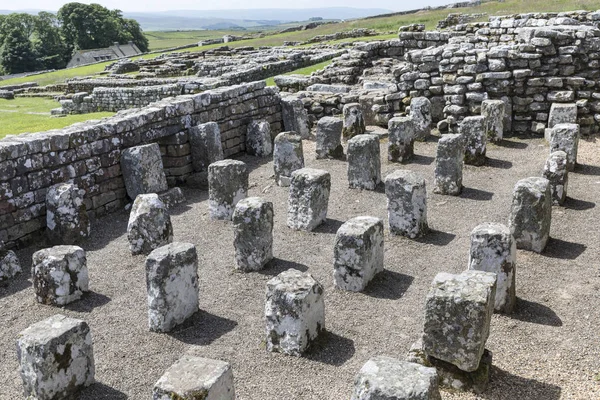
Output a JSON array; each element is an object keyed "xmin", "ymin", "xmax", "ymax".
[
  {"xmin": 17, "ymin": 314, "xmax": 95, "ymax": 400},
  {"xmin": 461, "ymin": 116, "xmax": 486, "ymax": 166},
  {"xmin": 434, "ymin": 134, "xmax": 464, "ymax": 196},
  {"xmin": 32, "ymin": 246, "xmax": 89, "ymax": 306},
  {"xmin": 543, "ymin": 151, "xmax": 568, "ymax": 206},
  {"xmin": 410, "ymin": 97, "xmax": 432, "ymax": 141},
  {"xmin": 127, "ymin": 194, "xmax": 173, "ymax": 255},
  {"xmin": 333, "ymin": 216, "xmax": 384, "ymax": 292},
  {"xmin": 265, "ymin": 269, "xmax": 325, "ymax": 356},
  {"xmin": 121, "ymin": 143, "xmax": 168, "ymax": 200},
  {"xmin": 190, "ymin": 122, "xmax": 224, "ymax": 172},
  {"xmin": 347, "ymin": 134, "xmax": 381, "ymax": 191},
  {"xmin": 157, "ymin": 187, "xmax": 186, "ymax": 210},
  {"xmin": 0, "ymin": 243, "xmax": 21, "ymax": 282},
  {"xmin": 481, "ymin": 100, "xmax": 505, "ymax": 142},
  {"xmin": 468, "ymin": 223, "xmax": 516, "ymax": 314},
  {"xmin": 385, "ymin": 170, "xmax": 428, "ymax": 238},
  {"xmin": 422, "ymin": 271, "xmax": 496, "ymax": 372},
  {"xmin": 273, "ymin": 132, "xmax": 305, "ymax": 187},
  {"xmin": 281, "ymin": 96, "xmax": 310, "ymax": 139},
  {"xmin": 316, "ymin": 117, "xmax": 344, "ymax": 160},
  {"xmin": 153, "ymin": 356, "xmax": 235, "ymax": 400},
  {"xmin": 208, "ymin": 159, "xmax": 248, "ymax": 220},
  {"xmin": 146, "ymin": 243, "xmax": 199, "ymax": 333},
  {"xmin": 548, "ymin": 103, "xmax": 577, "ymax": 129},
  {"xmin": 549, "ymin": 123, "xmax": 579, "ymax": 172},
  {"xmin": 342, "ymin": 103, "xmax": 366, "ymax": 140},
  {"xmin": 351, "ymin": 356, "xmax": 441, "ymax": 400},
  {"xmin": 233, "ymin": 197, "xmax": 274, "ymax": 272},
  {"xmin": 287, "ymin": 168, "xmax": 331, "ymax": 232},
  {"xmin": 46, "ymin": 182, "xmax": 90, "ymax": 245},
  {"xmin": 388, "ymin": 116, "xmax": 414, "ymax": 163},
  {"xmin": 246, "ymin": 120, "xmax": 273, "ymax": 157},
  {"xmin": 508, "ymin": 177, "xmax": 552, "ymax": 253}
]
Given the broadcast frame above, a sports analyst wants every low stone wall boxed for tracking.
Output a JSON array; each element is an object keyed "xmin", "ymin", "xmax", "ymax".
[{"xmin": 0, "ymin": 81, "xmax": 282, "ymax": 249}]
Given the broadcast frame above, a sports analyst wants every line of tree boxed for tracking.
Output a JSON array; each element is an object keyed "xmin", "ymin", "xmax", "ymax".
[{"xmin": 0, "ymin": 2, "xmax": 149, "ymax": 75}]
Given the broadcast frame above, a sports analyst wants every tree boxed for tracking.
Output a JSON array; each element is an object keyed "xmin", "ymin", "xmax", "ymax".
[
  {"xmin": 32, "ymin": 12, "xmax": 68, "ymax": 69},
  {"xmin": 0, "ymin": 28, "xmax": 37, "ymax": 74}
]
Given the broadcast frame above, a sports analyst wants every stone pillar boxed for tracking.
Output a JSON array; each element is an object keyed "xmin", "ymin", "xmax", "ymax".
[
  {"xmin": 549, "ymin": 123, "xmax": 579, "ymax": 171},
  {"xmin": 127, "ymin": 194, "xmax": 173, "ymax": 255},
  {"xmin": 481, "ymin": 99, "xmax": 505, "ymax": 142},
  {"xmin": 146, "ymin": 243, "xmax": 199, "ymax": 332},
  {"xmin": 543, "ymin": 151, "xmax": 568, "ymax": 206},
  {"xmin": 153, "ymin": 356, "xmax": 235, "ymax": 400},
  {"xmin": 190, "ymin": 122, "xmax": 224, "ymax": 172},
  {"xmin": 508, "ymin": 177, "xmax": 552, "ymax": 253},
  {"xmin": 0, "ymin": 243, "xmax": 21, "ymax": 282},
  {"xmin": 342, "ymin": 103, "xmax": 366, "ymax": 140},
  {"xmin": 468, "ymin": 223, "xmax": 516, "ymax": 314},
  {"xmin": 351, "ymin": 357, "xmax": 441, "ymax": 400},
  {"xmin": 434, "ymin": 134, "xmax": 464, "ymax": 196},
  {"xmin": 32, "ymin": 246, "xmax": 88, "ymax": 306},
  {"xmin": 208, "ymin": 159, "xmax": 248, "ymax": 220},
  {"xmin": 287, "ymin": 168, "xmax": 331, "ymax": 232},
  {"xmin": 233, "ymin": 197, "xmax": 274, "ymax": 272},
  {"xmin": 265, "ymin": 269, "xmax": 325, "ymax": 356},
  {"xmin": 347, "ymin": 134, "xmax": 381, "ymax": 190},
  {"xmin": 410, "ymin": 97, "xmax": 432, "ymax": 141},
  {"xmin": 548, "ymin": 103, "xmax": 577, "ymax": 129},
  {"xmin": 388, "ymin": 116, "xmax": 414, "ymax": 163},
  {"xmin": 460, "ymin": 116, "xmax": 486, "ymax": 166},
  {"xmin": 501, "ymin": 96, "xmax": 512, "ymax": 137},
  {"xmin": 422, "ymin": 270, "xmax": 496, "ymax": 372},
  {"xmin": 281, "ymin": 96, "xmax": 310, "ymax": 139},
  {"xmin": 121, "ymin": 143, "xmax": 168, "ymax": 200},
  {"xmin": 385, "ymin": 170, "xmax": 428, "ymax": 238},
  {"xmin": 333, "ymin": 216, "xmax": 384, "ymax": 292},
  {"xmin": 246, "ymin": 120, "xmax": 272, "ymax": 157},
  {"xmin": 273, "ymin": 132, "xmax": 305, "ymax": 187},
  {"xmin": 316, "ymin": 117, "xmax": 344, "ymax": 160},
  {"xmin": 17, "ymin": 315, "xmax": 95, "ymax": 400},
  {"xmin": 46, "ymin": 182, "xmax": 90, "ymax": 245}
]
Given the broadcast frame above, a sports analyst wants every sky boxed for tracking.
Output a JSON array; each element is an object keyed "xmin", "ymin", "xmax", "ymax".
[{"xmin": 0, "ymin": 0, "xmax": 456, "ymax": 13}]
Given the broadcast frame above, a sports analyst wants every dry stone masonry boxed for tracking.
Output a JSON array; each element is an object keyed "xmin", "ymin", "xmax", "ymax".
[
  {"xmin": 543, "ymin": 150, "xmax": 569, "ymax": 205},
  {"xmin": 385, "ymin": 170, "xmax": 428, "ymax": 238},
  {"xmin": 434, "ymin": 134, "xmax": 464, "ymax": 195},
  {"xmin": 273, "ymin": 132, "xmax": 305, "ymax": 187},
  {"xmin": 232, "ymin": 197, "xmax": 274, "ymax": 272},
  {"xmin": 347, "ymin": 134, "xmax": 381, "ymax": 191},
  {"xmin": 208, "ymin": 160, "xmax": 248, "ymax": 220},
  {"xmin": 287, "ymin": 168, "xmax": 331, "ymax": 232},
  {"xmin": 45, "ymin": 182, "xmax": 90, "ymax": 245},
  {"xmin": 127, "ymin": 194, "xmax": 173, "ymax": 255}
]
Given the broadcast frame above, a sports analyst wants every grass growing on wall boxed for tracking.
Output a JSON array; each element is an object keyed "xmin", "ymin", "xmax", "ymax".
[{"xmin": 264, "ymin": 60, "xmax": 334, "ymax": 86}]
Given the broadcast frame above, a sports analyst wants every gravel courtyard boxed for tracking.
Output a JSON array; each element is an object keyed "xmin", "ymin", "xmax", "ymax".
[{"xmin": 1, "ymin": 131, "xmax": 599, "ymax": 400}]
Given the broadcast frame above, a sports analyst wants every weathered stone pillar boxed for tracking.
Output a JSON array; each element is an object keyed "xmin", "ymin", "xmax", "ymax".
[
  {"xmin": 153, "ymin": 356, "xmax": 235, "ymax": 400},
  {"xmin": 410, "ymin": 97, "xmax": 432, "ymax": 141},
  {"xmin": 548, "ymin": 103, "xmax": 577, "ymax": 128},
  {"xmin": 208, "ymin": 159, "xmax": 248, "ymax": 220},
  {"xmin": 347, "ymin": 134, "xmax": 381, "ymax": 190},
  {"xmin": 246, "ymin": 120, "xmax": 272, "ymax": 157},
  {"xmin": 281, "ymin": 96, "xmax": 310, "ymax": 139},
  {"xmin": 273, "ymin": 132, "xmax": 304, "ymax": 187},
  {"xmin": 468, "ymin": 223, "xmax": 516, "ymax": 314},
  {"xmin": 265, "ymin": 269, "xmax": 325, "ymax": 356},
  {"xmin": 121, "ymin": 143, "xmax": 168, "ymax": 200},
  {"xmin": 17, "ymin": 315, "xmax": 95, "ymax": 400},
  {"xmin": 388, "ymin": 116, "xmax": 414, "ymax": 163},
  {"xmin": 32, "ymin": 246, "xmax": 88, "ymax": 306},
  {"xmin": 46, "ymin": 182, "xmax": 90, "ymax": 245},
  {"xmin": 508, "ymin": 177, "xmax": 552, "ymax": 253},
  {"xmin": 352, "ymin": 357, "xmax": 441, "ymax": 400},
  {"xmin": 190, "ymin": 121, "xmax": 224, "ymax": 172},
  {"xmin": 385, "ymin": 170, "xmax": 428, "ymax": 238},
  {"xmin": 146, "ymin": 242, "xmax": 199, "ymax": 332},
  {"xmin": 543, "ymin": 151, "xmax": 568, "ymax": 205},
  {"xmin": 461, "ymin": 116, "xmax": 486, "ymax": 166},
  {"xmin": 127, "ymin": 194, "xmax": 173, "ymax": 255},
  {"xmin": 233, "ymin": 197, "xmax": 274, "ymax": 272},
  {"xmin": 316, "ymin": 117, "xmax": 344, "ymax": 159},
  {"xmin": 481, "ymin": 99, "xmax": 505, "ymax": 142},
  {"xmin": 0, "ymin": 243, "xmax": 21, "ymax": 282},
  {"xmin": 549, "ymin": 123, "xmax": 579, "ymax": 171},
  {"xmin": 433, "ymin": 134, "xmax": 464, "ymax": 196},
  {"xmin": 287, "ymin": 168, "xmax": 331, "ymax": 231},
  {"xmin": 333, "ymin": 216, "xmax": 384, "ymax": 292},
  {"xmin": 342, "ymin": 103, "xmax": 366, "ymax": 140}
]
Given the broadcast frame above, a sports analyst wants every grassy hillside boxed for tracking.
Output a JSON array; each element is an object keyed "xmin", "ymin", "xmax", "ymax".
[{"xmin": 146, "ymin": 30, "xmax": 242, "ymax": 50}]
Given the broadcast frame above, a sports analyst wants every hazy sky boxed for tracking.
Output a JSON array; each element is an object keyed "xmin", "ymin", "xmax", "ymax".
[{"xmin": 2, "ymin": 0, "xmax": 455, "ymax": 12}]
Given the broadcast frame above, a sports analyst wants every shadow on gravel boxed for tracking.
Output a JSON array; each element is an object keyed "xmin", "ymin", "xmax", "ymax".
[
  {"xmin": 80, "ymin": 382, "xmax": 128, "ymax": 399},
  {"xmin": 460, "ymin": 187, "xmax": 494, "ymax": 201},
  {"xmin": 411, "ymin": 154, "xmax": 435, "ymax": 165},
  {"xmin": 414, "ymin": 229, "xmax": 456, "ymax": 246},
  {"xmin": 484, "ymin": 366, "xmax": 561, "ymax": 400},
  {"xmin": 168, "ymin": 310, "xmax": 238, "ymax": 345},
  {"xmin": 574, "ymin": 163, "xmax": 600, "ymax": 176},
  {"xmin": 64, "ymin": 291, "xmax": 111, "ymax": 313},
  {"xmin": 305, "ymin": 331, "xmax": 355, "ymax": 366},
  {"xmin": 313, "ymin": 218, "xmax": 345, "ymax": 235},
  {"xmin": 260, "ymin": 258, "xmax": 309, "ymax": 276},
  {"xmin": 510, "ymin": 298, "xmax": 562, "ymax": 327},
  {"xmin": 84, "ymin": 211, "xmax": 129, "ymax": 251},
  {"xmin": 364, "ymin": 270, "xmax": 414, "ymax": 300},
  {"xmin": 495, "ymin": 139, "xmax": 528, "ymax": 149},
  {"xmin": 486, "ymin": 157, "xmax": 513, "ymax": 169},
  {"xmin": 543, "ymin": 238, "xmax": 587, "ymax": 260},
  {"xmin": 563, "ymin": 197, "xmax": 596, "ymax": 211}
]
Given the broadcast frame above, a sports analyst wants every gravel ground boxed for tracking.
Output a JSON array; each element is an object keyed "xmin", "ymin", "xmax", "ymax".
[{"xmin": 1, "ymin": 129, "xmax": 599, "ymax": 400}]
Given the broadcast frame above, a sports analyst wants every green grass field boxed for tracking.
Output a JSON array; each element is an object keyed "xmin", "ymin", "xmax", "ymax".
[
  {"xmin": 146, "ymin": 30, "xmax": 242, "ymax": 50},
  {"xmin": 265, "ymin": 59, "xmax": 334, "ymax": 86},
  {"xmin": 0, "ymin": 98, "xmax": 113, "ymax": 138}
]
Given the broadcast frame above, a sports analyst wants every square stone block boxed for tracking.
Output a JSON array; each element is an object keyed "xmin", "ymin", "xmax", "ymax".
[
  {"xmin": 233, "ymin": 197, "xmax": 274, "ymax": 272},
  {"xmin": 121, "ymin": 143, "xmax": 168, "ymax": 200},
  {"xmin": 208, "ymin": 159, "xmax": 248, "ymax": 220},
  {"xmin": 385, "ymin": 170, "xmax": 428, "ymax": 238},
  {"xmin": 127, "ymin": 194, "xmax": 173, "ymax": 255},
  {"xmin": 347, "ymin": 134, "xmax": 381, "ymax": 191},
  {"xmin": 273, "ymin": 132, "xmax": 304, "ymax": 187},
  {"xmin": 287, "ymin": 168, "xmax": 331, "ymax": 232},
  {"xmin": 190, "ymin": 122, "xmax": 224, "ymax": 172}
]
